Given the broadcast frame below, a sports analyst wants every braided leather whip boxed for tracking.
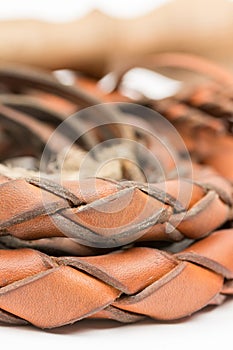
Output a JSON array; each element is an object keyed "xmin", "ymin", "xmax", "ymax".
[{"xmin": 0, "ymin": 53, "xmax": 233, "ymax": 328}]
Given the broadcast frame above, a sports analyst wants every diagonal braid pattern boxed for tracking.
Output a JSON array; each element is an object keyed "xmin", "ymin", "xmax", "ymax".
[
  {"xmin": 0, "ymin": 229, "xmax": 232, "ymax": 328},
  {"xmin": 0, "ymin": 171, "xmax": 232, "ymax": 250}
]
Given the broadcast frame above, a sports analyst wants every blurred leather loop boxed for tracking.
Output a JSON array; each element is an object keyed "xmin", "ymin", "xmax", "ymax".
[{"xmin": 111, "ymin": 52, "xmax": 233, "ymax": 181}]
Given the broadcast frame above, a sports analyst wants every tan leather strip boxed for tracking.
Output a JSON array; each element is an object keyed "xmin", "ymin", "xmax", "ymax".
[
  {"xmin": 0, "ymin": 176, "xmax": 231, "ymax": 248},
  {"xmin": 0, "ymin": 229, "xmax": 231, "ymax": 328}
]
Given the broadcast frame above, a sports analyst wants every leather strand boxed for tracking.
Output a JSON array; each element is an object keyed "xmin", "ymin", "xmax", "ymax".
[
  {"xmin": 0, "ymin": 229, "xmax": 231, "ymax": 328},
  {"xmin": 0, "ymin": 173, "xmax": 232, "ymax": 249}
]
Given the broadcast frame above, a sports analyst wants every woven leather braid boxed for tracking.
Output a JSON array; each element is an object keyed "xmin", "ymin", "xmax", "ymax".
[
  {"xmin": 0, "ymin": 171, "xmax": 232, "ymax": 250},
  {"xmin": 0, "ymin": 229, "xmax": 232, "ymax": 328},
  {"xmin": 0, "ymin": 54, "xmax": 233, "ymax": 330}
]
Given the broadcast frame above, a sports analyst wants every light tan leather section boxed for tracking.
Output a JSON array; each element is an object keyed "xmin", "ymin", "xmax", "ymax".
[{"xmin": 114, "ymin": 262, "xmax": 223, "ymax": 320}]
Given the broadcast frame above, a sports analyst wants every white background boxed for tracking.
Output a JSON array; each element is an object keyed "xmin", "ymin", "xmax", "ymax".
[{"xmin": 0, "ymin": 1, "xmax": 232, "ymax": 349}]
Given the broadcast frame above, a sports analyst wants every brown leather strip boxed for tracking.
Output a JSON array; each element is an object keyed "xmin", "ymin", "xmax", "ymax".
[
  {"xmin": 0, "ymin": 229, "xmax": 231, "ymax": 328},
  {"xmin": 0, "ymin": 176, "xmax": 231, "ymax": 248}
]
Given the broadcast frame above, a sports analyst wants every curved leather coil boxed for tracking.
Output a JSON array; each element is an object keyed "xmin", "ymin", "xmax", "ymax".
[
  {"xmin": 0, "ymin": 65, "xmax": 191, "ymax": 184},
  {"xmin": 0, "ymin": 229, "xmax": 231, "ymax": 328},
  {"xmin": 0, "ymin": 54, "xmax": 232, "ymax": 330}
]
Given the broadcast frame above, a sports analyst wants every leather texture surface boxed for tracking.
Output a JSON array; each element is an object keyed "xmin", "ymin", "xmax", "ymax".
[
  {"xmin": 0, "ymin": 174, "xmax": 232, "ymax": 250},
  {"xmin": 0, "ymin": 229, "xmax": 231, "ymax": 328},
  {"xmin": 0, "ymin": 53, "xmax": 233, "ymax": 329}
]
